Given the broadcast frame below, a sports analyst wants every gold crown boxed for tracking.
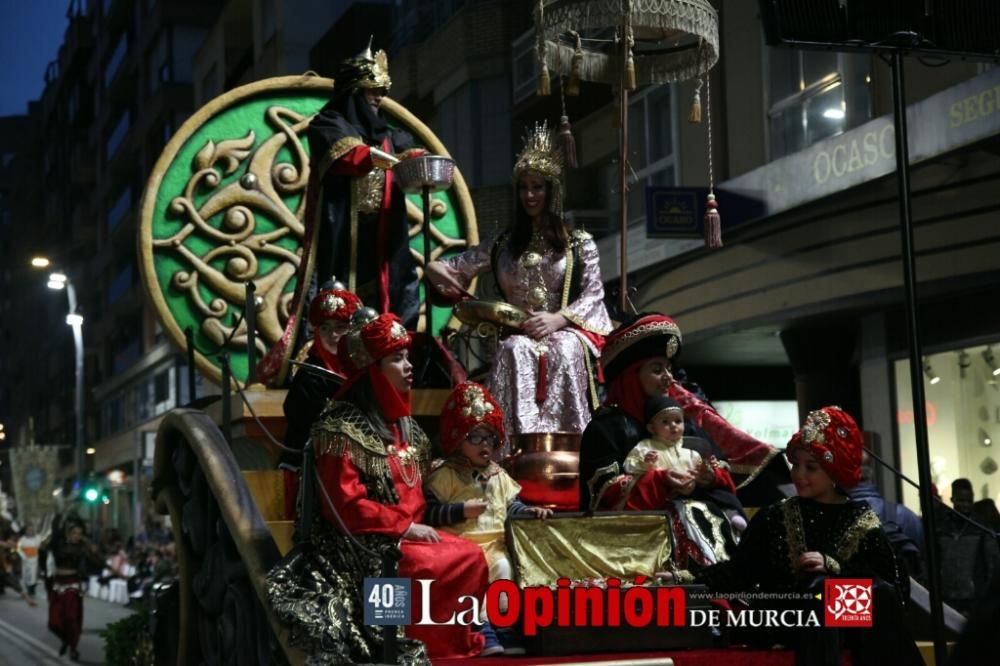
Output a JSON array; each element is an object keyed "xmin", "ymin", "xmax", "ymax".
[
  {"xmin": 513, "ymin": 121, "xmax": 562, "ymax": 182},
  {"xmin": 336, "ymin": 42, "xmax": 392, "ymax": 92}
]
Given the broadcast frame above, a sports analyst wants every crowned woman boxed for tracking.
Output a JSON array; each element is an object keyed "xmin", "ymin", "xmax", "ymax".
[{"xmin": 426, "ymin": 122, "xmax": 612, "ymax": 439}]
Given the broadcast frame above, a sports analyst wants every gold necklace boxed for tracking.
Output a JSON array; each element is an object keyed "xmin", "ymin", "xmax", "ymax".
[{"xmin": 388, "ymin": 444, "xmax": 420, "ymax": 488}]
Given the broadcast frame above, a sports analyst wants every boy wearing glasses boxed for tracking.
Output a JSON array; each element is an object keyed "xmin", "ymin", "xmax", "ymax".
[{"xmin": 425, "ymin": 382, "xmax": 552, "ymax": 593}]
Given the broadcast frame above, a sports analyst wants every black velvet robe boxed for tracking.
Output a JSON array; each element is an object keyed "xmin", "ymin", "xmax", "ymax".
[
  {"xmin": 695, "ymin": 497, "xmax": 923, "ymax": 666},
  {"xmin": 280, "ymin": 347, "xmax": 342, "ymax": 467},
  {"xmin": 307, "ymin": 90, "xmax": 420, "ymax": 327}
]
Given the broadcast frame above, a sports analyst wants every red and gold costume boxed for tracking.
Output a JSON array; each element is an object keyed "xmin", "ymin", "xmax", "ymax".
[
  {"xmin": 46, "ymin": 522, "xmax": 101, "ymax": 658},
  {"xmin": 579, "ymin": 314, "xmax": 784, "ymax": 570},
  {"xmin": 280, "ymin": 287, "xmax": 361, "ymax": 517},
  {"xmin": 426, "ymin": 382, "xmax": 530, "ymax": 582},
  {"xmin": 257, "ymin": 44, "xmax": 423, "ymax": 384},
  {"xmin": 267, "ymin": 313, "xmax": 488, "ymax": 664}
]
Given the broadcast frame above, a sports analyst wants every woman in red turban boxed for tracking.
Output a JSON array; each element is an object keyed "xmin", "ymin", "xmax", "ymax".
[
  {"xmin": 267, "ymin": 310, "xmax": 493, "ymax": 664},
  {"xmin": 279, "ymin": 287, "xmax": 361, "ymax": 518}
]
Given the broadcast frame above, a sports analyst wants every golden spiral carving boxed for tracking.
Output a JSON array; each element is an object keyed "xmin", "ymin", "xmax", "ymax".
[{"xmin": 153, "ymin": 107, "xmax": 312, "ymax": 353}]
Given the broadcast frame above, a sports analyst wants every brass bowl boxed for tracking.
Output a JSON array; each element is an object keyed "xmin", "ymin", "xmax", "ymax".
[
  {"xmin": 453, "ymin": 300, "xmax": 530, "ymax": 331},
  {"xmin": 502, "ymin": 433, "xmax": 582, "ymax": 511}
]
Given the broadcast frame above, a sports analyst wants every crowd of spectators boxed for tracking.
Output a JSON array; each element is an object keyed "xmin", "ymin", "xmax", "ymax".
[{"xmin": 0, "ymin": 515, "xmax": 177, "ymax": 607}]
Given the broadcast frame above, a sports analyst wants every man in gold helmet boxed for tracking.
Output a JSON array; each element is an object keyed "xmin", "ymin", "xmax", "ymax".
[{"xmin": 307, "ymin": 42, "xmax": 422, "ymax": 327}]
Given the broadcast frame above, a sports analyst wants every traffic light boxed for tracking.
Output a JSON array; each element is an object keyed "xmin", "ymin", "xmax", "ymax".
[{"xmin": 83, "ymin": 484, "xmax": 100, "ymax": 503}]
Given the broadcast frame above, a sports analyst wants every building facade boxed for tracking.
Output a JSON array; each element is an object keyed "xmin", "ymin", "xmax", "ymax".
[{"xmin": 6, "ymin": 1, "xmax": 998, "ymax": 536}]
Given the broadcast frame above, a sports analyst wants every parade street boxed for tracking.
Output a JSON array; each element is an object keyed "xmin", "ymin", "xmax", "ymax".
[{"xmin": 0, "ymin": 592, "xmax": 133, "ymax": 665}]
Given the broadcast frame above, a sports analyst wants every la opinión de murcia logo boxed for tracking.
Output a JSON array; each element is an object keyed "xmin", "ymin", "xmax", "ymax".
[
  {"xmin": 823, "ymin": 578, "xmax": 873, "ymax": 628},
  {"xmin": 364, "ymin": 577, "xmax": 871, "ymax": 631}
]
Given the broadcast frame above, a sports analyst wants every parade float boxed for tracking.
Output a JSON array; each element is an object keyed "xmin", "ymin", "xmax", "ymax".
[{"xmin": 134, "ymin": 3, "xmax": 942, "ymax": 665}]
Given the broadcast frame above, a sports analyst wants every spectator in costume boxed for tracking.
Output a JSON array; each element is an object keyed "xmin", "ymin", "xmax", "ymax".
[
  {"xmin": 17, "ymin": 523, "xmax": 43, "ymax": 596},
  {"xmin": 46, "ymin": 516, "xmax": 102, "ymax": 661},
  {"xmin": 266, "ymin": 311, "xmax": 499, "ymax": 662},
  {"xmin": 662, "ymin": 406, "xmax": 923, "ymax": 666},
  {"xmin": 426, "ymin": 122, "xmax": 612, "ymax": 437}
]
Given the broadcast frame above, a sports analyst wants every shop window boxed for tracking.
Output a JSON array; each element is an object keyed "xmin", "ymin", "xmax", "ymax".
[
  {"xmin": 895, "ymin": 343, "xmax": 1000, "ymax": 513},
  {"xmin": 623, "ymin": 84, "xmax": 679, "ymax": 225},
  {"xmin": 766, "ymin": 48, "xmax": 871, "ymax": 159}
]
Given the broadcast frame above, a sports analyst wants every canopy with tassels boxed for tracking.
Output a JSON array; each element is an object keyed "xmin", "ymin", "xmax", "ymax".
[{"xmin": 536, "ymin": 0, "xmax": 719, "ymax": 91}]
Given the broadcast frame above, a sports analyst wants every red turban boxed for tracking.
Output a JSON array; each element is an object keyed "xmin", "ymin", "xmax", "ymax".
[
  {"xmin": 785, "ymin": 406, "xmax": 863, "ymax": 489},
  {"xmin": 308, "ymin": 289, "xmax": 362, "ymax": 326},
  {"xmin": 439, "ymin": 382, "xmax": 506, "ymax": 456}
]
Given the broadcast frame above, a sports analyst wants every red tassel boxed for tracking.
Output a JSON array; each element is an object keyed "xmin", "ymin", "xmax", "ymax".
[
  {"xmin": 558, "ymin": 115, "xmax": 577, "ymax": 169},
  {"xmin": 536, "ymin": 348, "xmax": 548, "ymax": 404},
  {"xmin": 704, "ymin": 193, "xmax": 722, "ymax": 248}
]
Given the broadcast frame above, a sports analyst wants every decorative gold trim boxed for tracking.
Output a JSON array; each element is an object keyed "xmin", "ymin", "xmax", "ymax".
[
  {"xmin": 686, "ymin": 500, "xmax": 729, "ymax": 563},
  {"xmin": 782, "ymin": 499, "xmax": 806, "ymax": 573},
  {"xmin": 315, "ymin": 136, "xmax": 364, "ymax": 178},
  {"xmin": 602, "ymin": 320, "xmax": 683, "ymax": 368},
  {"xmin": 560, "ymin": 243, "xmax": 574, "ymax": 309},
  {"xmin": 732, "ymin": 446, "xmax": 783, "ymax": 490},
  {"xmin": 582, "ymin": 334, "xmax": 600, "ymax": 408},
  {"xmin": 824, "ymin": 554, "xmax": 842, "ymax": 575},
  {"xmin": 290, "ymin": 339, "xmax": 314, "ymax": 378},
  {"xmin": 835, "ymin": 508, "xmax": 881, "ymax": 562},
  {"xmin": 564, "ymin": 328, "xmax": 601, "ymax": 409},
  {"xmin": 587, "ymin": 461, "xmax": 621, "ymax": 512}
]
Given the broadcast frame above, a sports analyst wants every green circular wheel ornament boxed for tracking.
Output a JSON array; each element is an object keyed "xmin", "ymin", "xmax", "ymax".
[{"xmin": 139, "ymin": 75, "xmax": 478, "ymax": 386}]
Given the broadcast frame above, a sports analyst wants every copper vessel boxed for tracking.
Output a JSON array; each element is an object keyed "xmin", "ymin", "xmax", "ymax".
[{"xmin": 502, "ymin": 433, "xmax": 581, "ymax": 511}]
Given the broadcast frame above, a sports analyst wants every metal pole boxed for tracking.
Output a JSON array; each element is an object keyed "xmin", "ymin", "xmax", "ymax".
[
  {"xmin": 220, "ymin": 352, "xmax": 232, "ymax": 446},
  {"xmin": 889, "ymin": 50, "xmax": 946, "ymax": 666},
  {"xmin": 245, "ymin": 282, "xmax": 257, "ymax": 386},
  {"xmin": 418, "ymin": 184, "xmax": 436, "ymax": 385},
  {"xmin": 66, "ymin": 281, "xmax": 86, "ymax": 489},
  {"xmin": 185, "ymin": 327, "xmax": 197, "ymax": 404},
  {"xmin": 617, "ymin": 27, "xmax": 630, "ymax": 314},
  {"xmin": 422, "ymin": 184, "xmax": 434, "ymax": 341}
]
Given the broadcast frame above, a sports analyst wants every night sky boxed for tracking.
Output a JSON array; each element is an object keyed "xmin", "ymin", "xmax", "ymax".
[{"xmin": 0, "ymin": 2, "xmax": 70, "ymax": 117}]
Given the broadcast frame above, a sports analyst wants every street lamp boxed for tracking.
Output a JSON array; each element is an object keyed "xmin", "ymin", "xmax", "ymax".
[{"xmin": 33, "ymin": 258, "xmax": 87, "ymax": 488}]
